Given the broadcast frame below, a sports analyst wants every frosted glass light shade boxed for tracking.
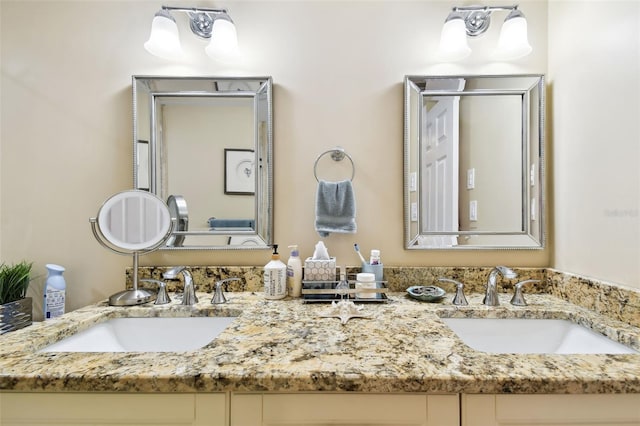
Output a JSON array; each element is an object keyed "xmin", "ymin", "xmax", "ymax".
[
  {"xmin": 438, "ymin": 15, "xmax": 471, "ymax": 61},
  {"xmin": 495, "ymin": 11, "xmax": 532, "ymax": 60},
  {"xmin": 144, "ymin": 10, "xmax": 183, "ymax": 60},
  {"xmin": 205, "ymin": 16, "xmax": 239, "ymax": 60}
]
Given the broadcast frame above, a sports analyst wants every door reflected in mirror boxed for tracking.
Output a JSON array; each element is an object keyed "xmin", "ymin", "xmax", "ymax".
[
  {"xmin": 133, "ymin": 76, "xmax": 273, "ymax": 250},
  {"xmin": 404, "ymin": 75, "xmax": 545, "ymax": 250}
]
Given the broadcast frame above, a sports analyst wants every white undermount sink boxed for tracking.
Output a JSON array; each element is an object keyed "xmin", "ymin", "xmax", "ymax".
[
  {"xmin": 39, "ymin": 317, "xmax": 236, "ymax": 353},
  {"xmin": 441, "ymin": 318, "xmax": 638, "ymax": 354}
]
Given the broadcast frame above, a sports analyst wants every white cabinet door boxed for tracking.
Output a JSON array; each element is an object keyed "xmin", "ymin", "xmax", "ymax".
[
  {"xmin": 462, "ymin": 394, "xmax": 640, "ymax": 426},
  {"xmin": 231, "ymin": 392, "xmax": 459, "ymax": 426},
  {"xmin": 0, "ymin": 393, "xmax": 227, "ymax": 426}
]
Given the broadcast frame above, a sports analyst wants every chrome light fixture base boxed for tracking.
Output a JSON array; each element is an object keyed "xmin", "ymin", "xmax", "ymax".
[
  {"xmin": 464, "ymin": 10, "xmax": 491, "ymax": 37},
  {"xmin": 451, "ymin": 5, "xmax": 516, "ymax": 37},
  {"xmin": 189, "ymin": 12, "xmax": 214, "ymax": 38}
]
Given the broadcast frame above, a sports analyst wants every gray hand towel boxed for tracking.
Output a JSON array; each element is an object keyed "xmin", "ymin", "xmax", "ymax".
[{"xmin": 315, "ymin": 179, "xmax": 357, "ymax": 237}]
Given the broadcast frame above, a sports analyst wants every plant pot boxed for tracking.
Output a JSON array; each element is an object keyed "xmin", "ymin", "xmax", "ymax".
[{"xmin": 0, "ymin": 297, "xmax": 32, "ymax": 334}]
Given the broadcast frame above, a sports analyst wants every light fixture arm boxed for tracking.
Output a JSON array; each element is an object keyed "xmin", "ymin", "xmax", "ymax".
[
  {"xmin": 452, "ymin": 5, "xmax": 518, "ymax": 12},
  {"xmin": 449, "ymin": 4, "xmax": 521, "ymax": 37},
  {"xmin": 160, "ymin": 5, "xmax": 228, "ymax": 15},
  {"xmin": 160, "ymin": 5, "xmax": 230, "ymax": 39}
]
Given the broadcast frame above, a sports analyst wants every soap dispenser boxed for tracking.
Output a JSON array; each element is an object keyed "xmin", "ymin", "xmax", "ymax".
[{"xmin": 264, "ymin": 244, "xmax": 287, "ymax": 300}]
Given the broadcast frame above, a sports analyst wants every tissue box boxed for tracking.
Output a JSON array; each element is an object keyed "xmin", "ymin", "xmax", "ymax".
[{"xmin": 304, "ymin": 257, "xmax": 336, "ymax": 281}]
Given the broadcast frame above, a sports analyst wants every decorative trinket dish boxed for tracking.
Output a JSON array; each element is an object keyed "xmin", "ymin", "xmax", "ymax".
[{"xmin": 407, "ymin": 285, "xmax": 446, "ymax": 302}]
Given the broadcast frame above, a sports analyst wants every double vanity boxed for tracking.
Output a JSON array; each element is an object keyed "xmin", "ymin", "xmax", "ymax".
[
  {"xmin": 1, "ymin": 268, "xmax": 639, "ymax": 425},
  {"xmin": 1, "ymin": 75, "xmax": 638, "ymax": 424}
]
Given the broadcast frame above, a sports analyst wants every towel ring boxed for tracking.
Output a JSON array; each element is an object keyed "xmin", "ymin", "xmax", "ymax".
[{"xmin": 314, "ymin": 147, "xmax": 355, "ymax": 182}]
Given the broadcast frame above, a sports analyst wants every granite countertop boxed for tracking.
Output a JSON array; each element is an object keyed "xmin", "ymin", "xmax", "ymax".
[{"xmin": 0, "ymin": 292, "xmax": 639, "ymax": 394}]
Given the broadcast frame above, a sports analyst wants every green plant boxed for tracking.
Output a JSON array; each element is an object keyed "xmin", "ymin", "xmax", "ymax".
[{"xmin": 0, "ymin": 261, "xmax": 33, "ymax": 305}]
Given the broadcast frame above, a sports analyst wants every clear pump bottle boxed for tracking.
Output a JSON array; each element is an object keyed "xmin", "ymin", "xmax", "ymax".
[{"xmin": 286, "ymin": 245, "xmax": 303, "ymax": 297}]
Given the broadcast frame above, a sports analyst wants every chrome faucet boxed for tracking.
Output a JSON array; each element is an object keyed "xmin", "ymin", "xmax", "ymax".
[
  {"xmin": 438, "ymin": 278, "xmax": 468, "ymax": 306},
  {"xmin": 483, "ymin": 266, "xmax": 517, "ymax": 306},
  {"xmin": 211, "ymin": 278, "xmax": 241, "ymax": 304},
  {"xmin": 139, "ymin": 279, "xmax": 171, "ymax": 305},
  {"xmin": 163, "ymin": 266, "xmax": 198, "ymax": 305},
  {"xmin": 510, "ymin": 279, "xmax": 541, "ymax": 306}
]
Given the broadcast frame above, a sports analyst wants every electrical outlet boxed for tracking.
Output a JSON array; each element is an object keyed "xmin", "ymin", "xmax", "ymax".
[
  {"xmin": 410, "ymin": 172, "xmax": 417, "ymax": 192},
  {"xmin": 469, "ymin": 200, "xmax": 478, "ymax": 222},
  {"xmin": 467, "ymin": 168, "xmax": 475, "ymax": 189},
  {"xmin": 530, "ymin": 164, "xmax": 536, "ymax": 187},
  {"xmin": 411, "ymin": 202, "xmax": 418, "ymax": 222},
  {"xmin": 531, "ymin": 197, "xmax": 537, "ymax": 221}
]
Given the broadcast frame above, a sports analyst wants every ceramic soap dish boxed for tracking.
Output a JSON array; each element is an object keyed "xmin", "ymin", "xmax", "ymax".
[{"xmin": 407, "ymin": 285, "xmax": 446, "ymax": 302}]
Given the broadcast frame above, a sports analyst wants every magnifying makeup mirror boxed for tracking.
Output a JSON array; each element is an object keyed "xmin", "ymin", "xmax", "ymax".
[{"xmin": 90, "ymin": 190, "xmax": 174, "ymax": 306}]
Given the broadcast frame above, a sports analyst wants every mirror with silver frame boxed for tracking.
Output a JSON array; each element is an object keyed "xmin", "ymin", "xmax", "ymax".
[
  {"xmin": 133, "ymin": 76, "xmax": 273, "ymax": 250},
  {"xmin": 403, "ymin": 75, "xmax": 545, "ymax": 250}
]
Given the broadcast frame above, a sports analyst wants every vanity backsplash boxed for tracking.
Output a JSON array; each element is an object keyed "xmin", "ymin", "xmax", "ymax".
[
  {"xmin": 547, "ymin": 269, "xmax": 640, "ymax": 327},
  {"xmin": 126, "ymin": 266, "xmax": 639, "ymax": 327}
]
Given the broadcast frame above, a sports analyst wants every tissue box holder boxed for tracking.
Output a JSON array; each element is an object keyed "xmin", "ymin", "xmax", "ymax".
[{"xmin": 304, "ymin": 257, "xmax": 336, "ymax": 281}]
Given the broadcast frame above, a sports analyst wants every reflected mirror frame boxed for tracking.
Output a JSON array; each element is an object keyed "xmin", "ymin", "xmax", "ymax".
[
  {"xmin": 403, "ymin": 74, "xmax": 546, "ymax": 250},
  {"xmin": 132, "ymin": 76, "xmax": 273, "ymax": 250}
]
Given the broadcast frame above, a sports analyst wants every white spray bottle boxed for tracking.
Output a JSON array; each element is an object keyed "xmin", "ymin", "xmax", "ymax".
[{"xmin": 43, "ymin": 264, "xmax": 66, "ymax": 320}]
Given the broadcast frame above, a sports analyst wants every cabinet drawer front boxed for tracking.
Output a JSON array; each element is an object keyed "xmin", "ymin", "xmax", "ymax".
[
  {"xmin": 1, "ymin": 393, "xmax": 227, "ymax": 426},
  {"xmin": 463, "ymin": 394, "xmax": 640, "ymax": 426},
  {"xmin": 264, "ymin": 393, "xmax": 427, "ymax": 424},
  {"xmin": 495, "ymin": 394, "xmax": 640, "ymax": 424},
  {"xmin": 231, "ymin": 393, "xmax": 458, "ymax": 426}
]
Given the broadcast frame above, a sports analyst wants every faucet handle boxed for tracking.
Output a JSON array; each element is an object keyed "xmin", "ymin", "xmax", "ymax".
[
  {"xmin": 510, "ymin": 279, "xmax": 541, "ymax": 306},
  {"xmin": 438, "ymin": 278, "xmax": 469, "ymax": 306},
  {"xmin": 139, "ymin": 279, "xmax": 171, "ymax": 305},
  {"xmin": 211, "ymin": 278, "xmax": 241, "ymax": 304}
]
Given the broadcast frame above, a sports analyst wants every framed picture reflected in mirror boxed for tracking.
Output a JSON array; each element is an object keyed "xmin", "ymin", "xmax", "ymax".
[{"xmin": 224, "ymin": 148, "xmax": 255, "ymax": 195}]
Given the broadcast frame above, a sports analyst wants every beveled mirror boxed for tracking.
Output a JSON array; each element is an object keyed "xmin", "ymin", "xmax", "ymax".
[
  {"xmin": 404, "ymin": 75, "xmax": 545, "ymax": 250},
  {"xmin": 133, "ymin": 76, "xmax": 273, "ymax": 250}
]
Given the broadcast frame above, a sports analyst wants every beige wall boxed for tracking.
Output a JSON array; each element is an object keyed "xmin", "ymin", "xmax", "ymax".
[
  {"xmin": 1, "ymin": 0, "xmax": 557, "ymax": 317},
  {"xmin": 164, "ymin": 101, "xmax": 255, "ymax": 226},
  {"xmin": 548, "ymin": 1, "xmax": 640, "ymax": 289}
]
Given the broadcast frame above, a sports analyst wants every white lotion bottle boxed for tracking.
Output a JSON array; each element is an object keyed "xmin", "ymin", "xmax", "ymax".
[
  {"xmin": 264, "ymin": 245, "xmax": 287, "ymax": 299},
  {"xmin": 286, "ymin": 244, "xmax": 303, "ymax": 297}
]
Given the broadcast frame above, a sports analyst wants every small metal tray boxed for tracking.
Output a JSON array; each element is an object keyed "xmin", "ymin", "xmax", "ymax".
[{"xmin": 302, "ymin": 278, "xmax": 388, "ymax": 303}]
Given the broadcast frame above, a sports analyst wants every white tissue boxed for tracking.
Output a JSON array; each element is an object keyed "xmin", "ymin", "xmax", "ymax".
[{"xmin": 312, "ymin": 241, "xmax": 330, "ymax": 260}]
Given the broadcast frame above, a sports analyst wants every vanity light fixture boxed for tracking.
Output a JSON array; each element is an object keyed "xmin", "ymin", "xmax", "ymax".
[
  {"xmin": 438, "ymin": 5, "xmax": 532, "ymax": 61},
  {"xmin": 144, "ymin": 5, "xmax": 239, "ymax": 61}
]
